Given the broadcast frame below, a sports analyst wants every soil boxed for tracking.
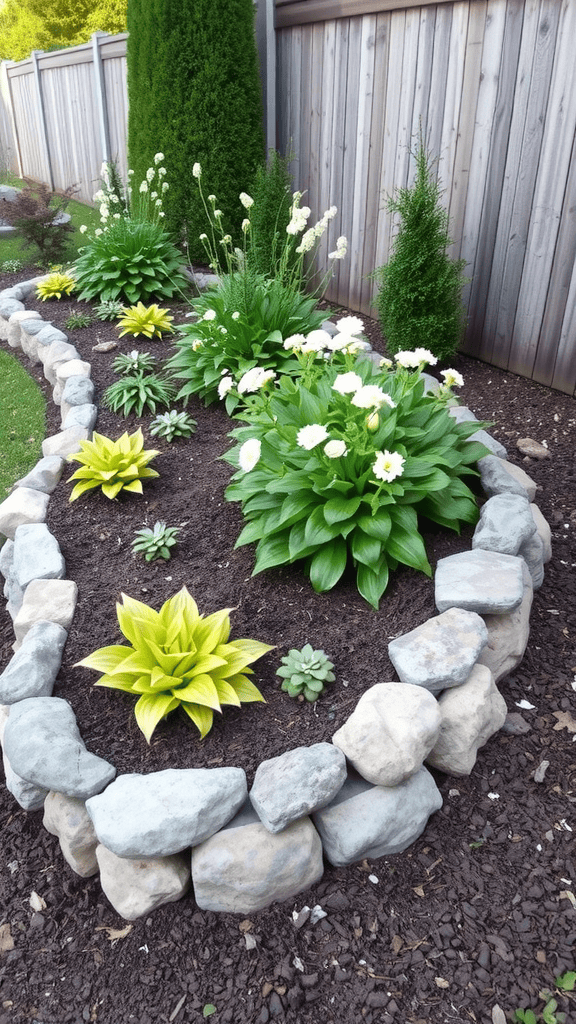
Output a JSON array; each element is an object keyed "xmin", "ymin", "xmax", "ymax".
[{"xmin": 1, "ymin": 268, "xmax": 575, "ymax": 1024}]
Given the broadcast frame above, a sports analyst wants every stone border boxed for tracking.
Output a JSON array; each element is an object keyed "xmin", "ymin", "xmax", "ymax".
[{"xmin": 0, "ymin": 279, "xmax": 550, "ymax": 920}]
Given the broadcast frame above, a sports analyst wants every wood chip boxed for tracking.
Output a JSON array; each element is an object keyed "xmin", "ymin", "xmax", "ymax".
[{"xmin": 0, "ymin": 924, "xmax": 14, "ymax": 953}]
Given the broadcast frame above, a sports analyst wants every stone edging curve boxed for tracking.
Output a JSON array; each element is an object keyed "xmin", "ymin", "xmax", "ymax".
[{"xmin": 0, "ymin": 278, "xmax": 550, "ymax": 921}]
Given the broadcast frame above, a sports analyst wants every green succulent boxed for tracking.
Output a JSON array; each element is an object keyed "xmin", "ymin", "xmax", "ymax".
[
  {"xmin": 64, "ymin": 310, "xmax": 93, "ymax": 330},
  {"xmin": 149, "ymin": 410, "xmax": 197, "ymax": 442},
  {"xmin": 67, "ymin": 428, "xmax": 160, "ymax": 501},
  {"xmin": 276, "ymin": 644, "xmax": 335, "ymax": 701},
  {"xmin": 102, "ymin": 371, "xmax": 176, "ymax": 418},
  {"xmin": 95, "ymin": 299, "xmax": 125, "ymax": 321},
  {"xmin": 132, "ymin": 521, "xmax": 180, "ymax": 562},
  {"xmin": 112, "ymin": 350, "xmax": 158, "ymax": 375}
]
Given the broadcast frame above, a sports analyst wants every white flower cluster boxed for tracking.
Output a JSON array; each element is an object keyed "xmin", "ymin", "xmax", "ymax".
[
  {"xmin": 283, "ymin": 315, "xmax": 370, "ymax": 359},
  {"xmin": 395, "ymin": 348, "xmax": 437, "ymax": 369},
  {"xmin": 328, "ymin": 236, "xmax": 348, "ymax": 260}
]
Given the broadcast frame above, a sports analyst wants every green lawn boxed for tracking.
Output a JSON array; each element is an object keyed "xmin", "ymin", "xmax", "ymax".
[{"xmin": 0, "ymin": 348, "xmax": 46, "ymax": 499}]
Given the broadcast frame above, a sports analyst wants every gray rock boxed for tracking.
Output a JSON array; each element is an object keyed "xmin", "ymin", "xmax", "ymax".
[
  {"xmin": 516, "ymin": 437, "xmax": 550, "ymax": 459},
  {"xmin": 530, "ymin": 504, "xmax": 552, "ymax": 563},
  {"xmin": 0, "ymin": 298, "xmax": 25, "ymax": 335},
  {"xmin": 62, "ymin": 403, "xmax": 98, "ymax": 432},
  {"xmin": 43, "ymin": 792, "xmax": 99, "ymax": 877},
  {"xmin": 191, "ymin": 801, "xmax": 324, "ymax": 913},
  {"xmin": 0, "ymin": 538, "xmax": 13, "ymax": 580},
  {"xmin": 86, "ymin": 767, "xmax": 247, "ymax": 858},
  {"xmin": 312, "ymin": 767, "xmax": 442, "ymax": 866},
  {"xmin": 518, "ymin": 531, "xmax": 545, "ymax": 589},
  {"xmin": 17, "ymin": 276, "xmax": 49, "ymax": 299},
  {"xmin": 388, "ymin": 607, "xmax": 488, "ymax": 694},
  {"xmin": 36, "ymin": 327, "xmax": 70, "ymax": 356},
  {"xmin": 479, "ymin": 455, "xmax": 537, "ymax": 501},
  {"xmin": 472, "ymin": 493, "xmax": 536, "ymax": 555},
  {"xmin": 13, "ymin": 578, "xmax": 77, "ymax": 645},
  {"xmin": 425, "ymin": 665, "xmax": 508, "ymax": 775},
  {"xmin": 6, "ymin": 309, "xmax": 41, "ymax": 350},
  {"xmin": 448, "ymin": 405, "xmax": 478, "ymax": 424},
  {"xmin": 41, "ymin": 425, "xmax": 89, "ymax": 458},
  {"xmin": 0, "ymin": 704, "xmax": 49, "ymax": 810},
  {"xmin": 332, "ymin": 683, "xmax": 441, "ymax": 787},
  {"xmin": 0, "ymin": 621, "xmax": 67, "ymax": 703},
  {"xmin": 14, "ymin": 455, "xmax": 65, "ymax": 494},
  {"xmin": 3, "ymin": 696, "xmax": 115, "ymax": 798},
  {"xmin": 13, "ymin": 522, "xmax": 65, "ymax": 589},
  {"xmin": 0, "ymin": 487, "xmax": 50, "ymax": 540},
  {"xmin": 20, "ymin": 319, "xmax": 50, "ymax": 363},
  {"xmin": 476, "ymin": 562, "xmax": 534, "ymax": 682},
  {"xmin": 435, "ymin": 549, "xmax": 526, "ymax": 614},
  {"xmin": 420, "ymin": 372, "xmax": 441, "ymax": 395},
  {"xmin": 60, "ymin": 376, "xmax": 95, "ymax": 422},
  {"xmin": 53, "ymin": 359, "xmax": 91, "ymax": 405},
  {"xmin": 96, "ymin": 844, "xmax": 190, "ymax": 921},
  {"xmin": 249, "ymin": 743, "xmax": 347, "ymax": 833}
]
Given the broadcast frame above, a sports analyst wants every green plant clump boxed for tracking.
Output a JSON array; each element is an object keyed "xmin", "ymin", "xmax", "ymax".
[
  {"xmin": 374, "ymin": 141, "xmax": 467, "ymax": 362},
  {"xmin": 95, "ymin": 299, "xmax": 125, "ymax": 321},
  {"xmin": 117, "ymin": 302, "xmax": 174, "ymax": 339},
  {"xmin": 67, "ymin": 428, "xmax": 160, "ymax": 501},
  {"xmin": 132, "ymin": 521, "xmax": 180, "ymax": 561},
  {"xmin": 36, "ymin": 271, "xmax": 76, "ymax": 300},
  {"xmin": 102, "ymin": 371, "xmax": 176, "ymax": 418},
  {"xmin": 64, "ymin": 310, "xmax": 93, "ymax": 330},
  {"xmin": 0, "ymin": 182, "xmax": 75, "ymax": 264},
  {"xmin": 75, "ymin": 587, "xmax": 273, "ymax": 741},
  {"xmin": 0, "ymin": 258, "xmax": 24, "ymax": 273},
  {"xmin": 276, "ymin": 645, "xmax": 335, "ymax": 701},
  {"xmin": 149, "ymin": 409, "xmax": 197, "ymax": 442},
  {"xmin": 112, "ymin": 350, "xmax": 157, "ymax": 375},
  {"xmin": 246, "ymin": 150, "xmax": 294, "ymax": 279}
]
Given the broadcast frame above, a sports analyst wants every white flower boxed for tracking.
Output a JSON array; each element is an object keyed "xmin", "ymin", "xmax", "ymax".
[
  {"xmin": 158, "ymin": 211, "xmax": 165, "ymax": 217},
  {"xmin": 109, "ymin": 193, "xmax": 119, "ymax": 203},
  {"xmin": 202, "ymin": 309, "xmax": 217, "ymax": 321},
  {"xmin": 237, "ymin": 367, "xmax": 276, "ymax": 394},
  {"xmin": 239, "ymin": 192, "xmax": 254, "ymax": 209},
  {"xmin": 296, "ymin": 228, "xmax": 316, "ymax": 254},
  {"xmin": 208, "ymin": 194, "xmax": 216, "ymax": 204},
  {"xmin": 300, "ymin": 206, "xmax": 311, "ymax": 220},
  {"xmin": 283, "ymin": 334, "xmax": 306, "ymax": 352},
  {"xmin": 372, "ymin": 450, "xmax": 405, "ymax": 482},
  {"xmin": 146, "ymin": 167, "xmax": 155, "ymax": 183},
  {"xmin": 218, "ymin": 375, "xmax": 234, "ymax": 399},
  {"xmin": 329, "ymin": 236, "xmax": 347, "ymax": 259},
  {"xmin": 92, "ymin": 189, "xmax": 105, "ymax": 203},
  {"xmin": 113, "ymin": 213, "xmax": 121, "ymax": 219},
  {"xmin": 192, "ymin": 162, "xmax": 202, "ymax": 179},
  {"xmin": 336, "ymin": 315, "xmax": 364, "ymax": 336},
  {"xmin": 325, "ymin": 332, "xmax": 352, "ymax": 352},
  {"xmin": 162, "ymin": 181, "xmax": 169, "ymax": 192},
  {"xmin": 127, "ymin": 168, "xmax": 135, "ymax": 177},
  {"xmin": 99, "ymin": 203, "xmax": 109, "ymax": 217},
  {"xmin": 154, "ymin": 152, "xmax": 164, "ymax": 164},
  {"xmin": 297, "ymin": 424, "xmax": 329, "ymax": 450},
  {"xmin": 157, "ymin": 166, "xmax": 166, "ymax": 178},
  {"xmin": 341, "ymin": 340, "xmax": 371, "ymax": 355},
  {"xmin": 191, "ymin": 339, "xmax": 203, "ymax": 351},
  {"xmin": 395, "ymin": 348, "xmax": 437, "ymax": 369},
  {"xmin": 139, "ymin": 180, "xmax": 148, "ymax": 194},
  {"xmin": 441, "ymin": 368, "xmax": 464, "ymax": 388},
  {"xmin": 351, "ymin": 385, "xmax": 396, "ymax": 410},
  {"xmin": 94, "ymin": 228, "xmax": 103, "ymax": 237},
  {"xmin": 199, "ymin": 233, "xmax": 208, "ymax": 241},
  {"xmin": 213, "ymin": 209, "xmax": 223, "ymax": 220},
  {"xmin": 151, "ymin": 191, "xmax": 158, "ymax": 200},
  {"xmin": 231, "ymin": 311, "xmax": 241, "ymax": 321},
  {"xmin": 301, "ymin": 330, "xmax": 330, "ymax": 353},
  {"xmin": 324, "ymin": 439, "xmax": 348, "ymax": 458},
  {"xmin": 155, "ymin": 198, "xmax": 163, "ymax": 207},
  {"xmin": 414, "ymin": 347, "xmax": 437, "ymax": 366},
  {"xmin": 238, "ymin": 437, "xmax": 261, "ymax": 473},
  {"xmin": 332, "ymin": 371, "xmax": 363, "ymax": 395},
  {"xmin": 379, "ymin": 357, "xmax": 393, "ymax": 369},
  {"xmin": 79, "ymin": 224, "xmax": 87, "ymax": 234}
]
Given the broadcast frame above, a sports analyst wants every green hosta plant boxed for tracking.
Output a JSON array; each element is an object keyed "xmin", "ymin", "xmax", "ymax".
[
  {"xmin": 64, "ymin": 310, "xmax": 93, "ymax": 330},
  {"xmin": 150, "ymin": 410, "xmax": 197, "ymax": 442},
  {"xmin": 223, "ymin": 350, "xmax": 492, "ymax": 609},
  {"xmin": 112, "ymin": 350, "xmax": 157, "ymax": 375},
  {"xmin": 102, "ymin": 371, "xmax": 176, "ymax": 418},
  {"xmin": 132, "ymin": 521, "xmax": 180, "ymax": 561},
  {"xmin": 276, "ymin": 645, "xmax": 335, "ymax": 701},
  {"xmin": 67, "ymin": 428, "xmax": 159, "ymax": 501},
  {"xmin": 36, "ymin": 272, "xmax": 76, "ymax": 300},
  {"xmin": 95, "ymin": 299, "xmax": 125, "ymax": 321},
  {"xmin": 117, "ymin": 302, "xmax": 174, "ymax": 339},
  {"xmin": 75, "ymin": 587, "xmax": 273, "ymax": 741}
]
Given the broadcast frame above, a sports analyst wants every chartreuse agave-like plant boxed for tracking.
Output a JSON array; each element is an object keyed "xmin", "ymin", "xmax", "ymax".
[
  {"xmin": 36, "ymin": 271, "xmax": 76, "ymax": 300},
  {"xmin": 67, "ymin": 428, "xmax": 160, "ymax": 501},
  {"xmin": 75, "ymin": 588, "xmax": 273, "ymax": 742},
  {"xmin": 116, "ymin": 302, "xmax": 174, "ymax": 339}
]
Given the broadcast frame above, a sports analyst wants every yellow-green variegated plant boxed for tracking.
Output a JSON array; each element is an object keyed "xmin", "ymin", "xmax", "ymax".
[
  {"xmin": 116, "ymin": 302, "xmax": 174, "ymax": 339},
  {"xmin": 67, "ymin": 428, "xmax": 160, "ymax": 501},
  {"xmin": 36, "ymin": 271, "xmax": 76, "ymax": 300},
  {"xmin": 75, "ymin": 587, "xmax": 273, "ymax": 742}
]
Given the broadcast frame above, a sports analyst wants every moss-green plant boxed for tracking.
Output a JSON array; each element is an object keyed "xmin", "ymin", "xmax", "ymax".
[
  {"xmin": 374, "ymin": 141, "xmax": 467, "ymax": 362},
  {"xmin": 131, "ymin": 521, "xmax": 180, "ymax": 561},
  {"xmin": 116, "ymin": 302, "xmax": 174, "ymax": 339},
  {"xmin": 75, "ymin": 587, "xmax": 273, "ymax": 741},
  {"xmin": 36, "ymin": 271, "xmax": 76, "ymax": 300},
  {"xmin": 102, "ymin": 371, "xmax": 176, "ymax": 418},
  {"xmin": 95, "ymin": 299, "xmax": 125, "ymax": 321},
  {"xmin": 276, "ymin": 645, "xmax": 335, "ymax": 701},
  {"xmin": 67, "ymin": 428, "xmax": 160, "ymax": 501},
  {"xmin": 0, "ymin": 258, "xmax": 24, "ymax": 272},
  {"xmin": 0, "ymin": 350, "xmax": 45, "ymax": 499},
  {"xmin": 149, "ymin": 409, "xmax": 197, "ymax": 442}
]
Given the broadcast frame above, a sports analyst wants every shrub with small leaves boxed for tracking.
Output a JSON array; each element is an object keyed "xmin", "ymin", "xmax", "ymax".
[
  {"xmin": 103, "ymin": 371, "xmax": 176, "ymax": 418},
  {"xmin": 95, "ymin": 299, "xmax": 125, "ymax": 321},
  {"xmin": 276, "ymin": 644, "xmax": 335, "ymax": 701},
  {"xmin": 36, "ymin": 272, "xmax": 76, "ymax": 300},
  {"xmin": 112, "ymin": 350, "xmax": 157, "ymax": 375},
  {"xmin": 64, "ymin": 310, "xmax": 93, "ymax": 330},
  {"xmin": 67, "ymin": 429, "xmax": 159, "ymax": 501},
  {"xmin": 150, "ymin": 410, "xmax": 197, "ymax": 442},
  {"xmin": 0, "ymin": 259, "xmax": 24, "ymax": 273},
  {"xmin": 132, "ymin": 521, "xmax": 180, "ymax": 561},
  {"xmin": 116, "ymin": 302, "xmax": 174, "ymax": 339}
]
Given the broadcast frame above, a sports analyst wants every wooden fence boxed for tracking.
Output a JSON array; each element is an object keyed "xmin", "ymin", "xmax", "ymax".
[{"xmin": 1, "ymin": 3, "xmax": 575, "ymax": 393}]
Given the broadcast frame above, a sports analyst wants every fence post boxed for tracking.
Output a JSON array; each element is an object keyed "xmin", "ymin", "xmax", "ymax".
[
  {"xmin": 92, "ymin": 32, "xmax": 111, "ymax": 168},
  {"xmin": 0, "ymin": 62, "xmax": 23, "ymax": 178},
  {"xmin": 30, "ymin": 50, "xmax": 54, "ymax": 189},
  {"xmin": 255, "ymin": 0, "xmax": 277, "ymax": 154}
]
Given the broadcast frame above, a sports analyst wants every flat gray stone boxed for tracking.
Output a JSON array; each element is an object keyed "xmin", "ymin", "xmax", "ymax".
[
  {"xmin": 516, "ymin": 437, "xmax": 550, "ymax": 459},
  {"xmin": 435, "ymin": 549, "xmax": 526, "ymax": 614},
  {"xmin": 96, "ymin": 845, "xmax": 190, "ymax": 921},
  {"xmin": 426, "ymin": 664, "xmax": 508, "ymax": 776},
  {"xmin": 60, "ymin": 376, "xmax": 95, "ymax": 422},
  {"xmin": 191, "ymin": 801, "xmax": 324, "ymax": 913},
  {"xmin": 0, "ymin": 298, "xmax": 25, "ymax": 335},
  {"xmin": 13, "ymin": 578, "xmax": 78, "ymax": 645},
  {"xmin": 62, "ymin": 403, "xmax": 98, "ymax": 432},
  {"xmin": 0, "ymin": 487, "xmax": 50, "ymax": 540},
  {"xmin": 472, "ymin": 493, "xmax": 536, "ymax": 555},
  {"xmin": 43, "ymin": 792, "xmax": 99, "ymax": 877},
  {"xmin": 518, "ymin": 531, "xmax": 545, "ymax": 589},
  {"xmin": 332, "ymin": 683, "xmax": 441, "ymax": 787},
  {"xmin": 479, "ymin": 455, "xmax": 537, "ymax": 501},
  {"xmin": 53, "ymin": 359, "xmax": 91, "ymax": 405},
  {"xmin": 476, "ymin": 562, "xmax": 534, "ymax": 682},
  {"xmin": 36, "ymin": 326, "xmax": 70, "ymax": 355},
  {"xmin": 0, "ymin": 704, "xmax": 48, "ymax": 810},
  {"xmin": 3, "ymin": 696, "xmax": 116, "ymax": 799},
  {"xmin": 388, "ymin": 608, "xmax": 488, "ymax": 694},
  {"xmin": 20, "ymin": 319, "xmax": 50, "ymax": 362},
  {"xmin": 448, "ymin": 406, "xmax": 478, "ymax": 424},
  {"xmin": 530, "ymin": 504, "xmax": 552, "ymax": 563},
  {"xmin": 0, "ymin": 620, "xmax": 67, "ymax": 703},
  {"xmin": 14, "ymin": 455, "xmax": 65, "ymax": 494},
  {"xmin": 86, "ymin": 767, "xmax": 247, "ymax": 858},
  {"xmin": 13, "ymin": 522, "xmax": 65, "ymax": 589},
  {"xmin": 249, "ymin": 743, "xmax": 347, "ymax": 833},
  {"xmin": 312, "ymin": 767, "xmax": 442, "ymax": 866},
  {"xmin": 41, "ymin": 425, "xmax": 89, "ymax": 458}
]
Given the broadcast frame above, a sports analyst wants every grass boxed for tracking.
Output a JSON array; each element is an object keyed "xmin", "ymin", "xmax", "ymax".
[
  {"xmin": 0, "ymin": 349, "xmax": 46, "ymax": 499},
  {"xmin": 0, "ymin": 172, "xmax": 102, "ymax": 268}
]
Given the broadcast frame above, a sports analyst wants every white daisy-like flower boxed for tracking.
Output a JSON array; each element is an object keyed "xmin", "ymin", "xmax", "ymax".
[
  {"xmin": 79, "ymin": 224, "xmax": 88, "ymax": 234},
  {"xmin": 301, "ymin": 330, "xmax": 331, "ymax": 353},
  {"xmin": 154, "ymin": 152, "xmax": 165, "ymax": 164},
  {"xmin": 335, "ymin": 315, "xmax": 364, "ymax": 336},
  {"xmin": 241, "ymin": 218, "xmax": 250, "ymax": 232},
  {"xmin": 395, "ymin": 348, "xmax": 437, "ymax": 369},
  {"xmin": 372, "ymin": 450, "xmax": 405, "ymax": 482},
  {"xmin": 151, "ymin": 191, "xmax": 158, "ymax": 200},
  {"xmin": 238, "ymin": 437, "xmax": 261, "ymax": 473},
  {"xmin": 213, "ymin": 209, "xmax": 223, "ymax": 220},
  {"xmin": 296, "ymin": 424, "xmax": 329, "ymax": 450},
  {"xmin": 239, "ymin": 192, "xmax": 254, "ymax": 209},
  {"xmin": 157, "ymin": 167, "xmax": 166, "ymax": 178},
  {"xmin": 351, "ymin": 385, "xmax": 396, "ymax": 410},
  {"xmin": 341, "ymin": 340, "xmax": 371, "ymax": 355},
  {"xmin": 324, "ymin": 439, "xmax": 348, "ymax": 458},
  {"xmin": 379, "ymin": 357, "xmax": 393, "ymax": 369},
  {"xmin": 413, "ymin": 347, "xmax": 437, "ymax": 366},
  {"xmin": 237, "ymin": 367, "xmax": 276, "ymax": 394},
  {"xmin": 202, "ymin": 309, "xmax": 217, "ymax": 321},
  {"xmin": 295, "ymin": 228, "xmax": 316, "ymax": 254},
  {"xmin": 94, "ymin": 228, "xmax": 103, "ymax": 237},
  {"xmin": 283, "ymin": 334, "xmax": 306, "ymax": 352},
  {"xmin": 113, "ymin": 213, "xmax": 121, "ymax": 219},
  {"xmin": 191, "ymin": 339, "xmax": 203, "ymax": 351},
  {"xmin": 231, "ymin": 311, "xmax": 241, "ymax": 321},
  {"xmin": 192, "ymin": 162, "xmax": 202, "ymax": 179},
  {"xmin": 324, "ymin": 333, "xmax": 353, "ymax": 352},
  {"xmin": 218, "ymin": 375, "xmax": 234, "ymax": 399},
  {"xmin": 158, "ymin": 211, "xmax": 165, "ymax": 217},
  {"xmin": 441, "ymin": 368, "xmax": 464, "ymax": 388},
  {"xmin": 332, "ymin": 371, "xmax": 363, "ymax": 395}
]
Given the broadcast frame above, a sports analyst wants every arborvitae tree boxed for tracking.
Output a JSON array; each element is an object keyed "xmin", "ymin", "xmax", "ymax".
[
  {"xmin": 127, "ymin": 0, "xmax": 265, "ymax": 260},
  {"xmin": 375, "ymin": 143, "xmax": 467, "ymax": 363}
]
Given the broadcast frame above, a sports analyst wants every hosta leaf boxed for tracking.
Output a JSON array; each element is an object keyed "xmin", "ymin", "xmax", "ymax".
[
  {"xmin": 357, "ymin": 509, "xmax": 392, "ymax": 542},
  {"xmin": 308, "ymin": 537, "xmax": 348, "ymax": 593},
  {"xmin": 174, "ymin": 674, "xmax": 222, "ymax": 711},
  {"xmin": 117, "ymin": 594, "xmax": 160, "ymax": 647},
  {"xmin": 75, "ymin": 644, "xmax": 132, "ymax": 673},
  {"xmin": 351, "ymin": 528, "xmax": 381, "ymax": 567},
  {"xmin": 134, "ymin": 693, "xmax": 179, "ymax": 743},
  {"xmin": 193, "ymin": 608, "xmax": 233, "ymax": 653},
  {"xmin": 121, "ymin": 479, "xmax": 144, "ymax": 495},
  {"xmin": 213, "ymin": 679, "xmax": 242, "ymax": 707},
  {"xmin": 68, "ymin": 478, "xmax": 103, "ymax": 502},
  {"xmin": 387, "ymin": 525, "xmax": 432, "ymax": 575},
  {"xmin": 227, "ymin": 674, "xmax": 266, "ymax": 703},
  {"xmin": 252, "ymin": 530, "xmax": 292, "ymax": 574},
  {"xmin": 323, "ymin": 495, "xmax": 362, "ymax": 525},
  {"xmin": 356, "ymin": 559, "xmax": 389, "ymax": 610},
  {"xmin": 288, "ymin": 520, "xmax": 318, "ymax": 561},
  {"xmin": 160, "ymin": 587, "xmax": 199, "ymax": 635},
  {"xmin": 180, "ymin": 702, "xmax": 215, "ymax": 738},
  {"xmin": 304, "ymin": 506, "xmax": 343, "ymax": 547}
]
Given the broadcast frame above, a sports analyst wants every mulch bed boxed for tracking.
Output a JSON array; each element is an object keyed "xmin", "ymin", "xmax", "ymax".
[{"xmin": 1, "ymin": 267, "xmax": 575, "ymax": 1024}]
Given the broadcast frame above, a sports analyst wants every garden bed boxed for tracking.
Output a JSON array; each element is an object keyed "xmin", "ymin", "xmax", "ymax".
[{"xmin": 1, "ymin": 268, "xmax": 575, "ymax": 1024}]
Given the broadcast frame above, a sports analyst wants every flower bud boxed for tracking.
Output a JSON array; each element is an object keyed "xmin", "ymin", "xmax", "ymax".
[{"xmin": 366, "ymin": 411, "xmax": 380, "ymax": 431}]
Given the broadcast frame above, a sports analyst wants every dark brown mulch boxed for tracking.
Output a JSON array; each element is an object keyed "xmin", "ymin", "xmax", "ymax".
[{"xmin": 1, "ymin": 268, "xmax": 575, "ymax": 1024}]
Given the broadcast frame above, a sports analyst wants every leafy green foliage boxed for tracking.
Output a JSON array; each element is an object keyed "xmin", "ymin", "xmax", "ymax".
[
  {"xmin": 116, "ymin": 302, "xmax": 174, "ymax": 339},
  {"xmin": 0, "ymin": 350, "xmax": 45, "ymax": 499},
  {"xmin": 375, "ymin": 142, "xmax": 467, "ymax": 362},
  {"xmin": 112, "ymin": 350, "xmax": 157, "ymax": 375},
  {"xmin": 0, "ymin": 258, "xmax": 24, "ymax": 272},
  {"xmin": 75, "ymin": 587, "xmax": 273, "ymax": 741},
  {"xmin": 1, "ymin": 183, "xmax": 75, "ymax": 263},
  {"xmin": 95, "ymin": 299, "xmax": 125, "ymax": 321},
  {"xmin": 67, "ymin": 428, "xmax": 159, "ymax": 501},
  {"xmin": 554, "ymin": 973, "xmax": 576, "ymax": 993},
  {"xmin": 102, "ymin": 371, "xmax": 176, "ymax": 418},
  {"xmin": 223, "ymin": 354, "xmax": 491, "ymax": 608},
  {"xmin": 36, "ymin": 271, "xmax": 76, "ymax": 300},
  {"xmin": 276, "ymin": 645, "xmax": 335, "ymax": 701},
  {"xmin": 131, "ymin": 521, "xmax": 180, "ymax": 562},
  {"xmin": 73, "ymin": 218, "xmax": 189, "ymax": 304},
  {"xmin": 247, "ymin": 151, "xmax": 294, "ymax": 278},
  {"xmin": 149, "ymin": 410, "xmax": 197, "ymax": 442},
  {"xmin": 0, "ymin": 0, "xmax": 126, "ymax": 61},
  {"xmin": 64, "ymin": 310, "xmax": 93, "ymax": 330}
]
